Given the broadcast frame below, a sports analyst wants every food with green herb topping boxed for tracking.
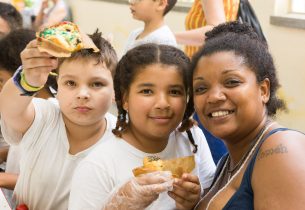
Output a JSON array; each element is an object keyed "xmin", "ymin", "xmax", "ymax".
[{"xmin": 37, "ymin": 21, "xmax": 84, "ymax": 57}]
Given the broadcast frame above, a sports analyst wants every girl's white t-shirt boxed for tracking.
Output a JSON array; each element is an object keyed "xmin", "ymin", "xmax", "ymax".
[{"xmin": 69, "ymin": 126, "xmax": 216, "ymax": 210}]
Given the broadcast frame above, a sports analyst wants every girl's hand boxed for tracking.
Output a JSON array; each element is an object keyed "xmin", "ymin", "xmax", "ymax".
[
  {"xmin": 168, "ymin": 173, "xmax": 201, "ymax": 210},
  {"xmin": 20, "ymin": 39, "xmax": 58, "ymax": 87},
  {"xmin": 104, "ymin": 171, "xmax": 174, "ymax": 210}
]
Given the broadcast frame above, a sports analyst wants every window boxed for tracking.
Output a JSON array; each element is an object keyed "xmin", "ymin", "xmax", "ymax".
[{"xmin": 291, "ymin": 0, "xmax": 305, "ymax": 13}]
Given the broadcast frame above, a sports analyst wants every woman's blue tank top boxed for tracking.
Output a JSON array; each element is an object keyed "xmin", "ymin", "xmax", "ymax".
[{"xmin": 221, "ymin": 128, "xmax": 300, "ymax": 209}]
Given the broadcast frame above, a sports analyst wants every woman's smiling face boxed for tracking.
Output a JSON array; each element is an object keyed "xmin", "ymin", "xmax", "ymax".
[{"xmin": 193, "ymin": 51, "xmax": 269, "ymax": 141}]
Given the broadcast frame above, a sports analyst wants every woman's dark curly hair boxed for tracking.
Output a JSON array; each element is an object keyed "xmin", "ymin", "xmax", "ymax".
[
  {"xmin": 190, "ymin": 21, "xmax": 286, "ymax": 116},
  {"xmin": 113, "ymin": 43, "xmax": 198, "ymax": 152}
]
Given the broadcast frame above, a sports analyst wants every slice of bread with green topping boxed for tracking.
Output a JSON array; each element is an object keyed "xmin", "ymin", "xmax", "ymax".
[{"xmin": 37, "ymin": 21, "xmax": 84, "ymax": 57}]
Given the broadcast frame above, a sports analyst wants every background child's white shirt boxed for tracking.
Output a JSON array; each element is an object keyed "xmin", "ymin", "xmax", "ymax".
[
  {"xmin": 124, "ymin": 25, "xmax": 177, "ymax": 54},
  {"xmin": 0, "ymin": 98, "xmax": 117, "ymax": 210},
  {"xmin": 68, "ymin": 126, "xmax": 216, "ymax": 210}
]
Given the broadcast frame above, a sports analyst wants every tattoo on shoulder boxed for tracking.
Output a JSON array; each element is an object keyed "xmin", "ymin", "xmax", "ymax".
[{"xmin": 257, "ymin": 144, "xmax": 288, "ymax": 160}]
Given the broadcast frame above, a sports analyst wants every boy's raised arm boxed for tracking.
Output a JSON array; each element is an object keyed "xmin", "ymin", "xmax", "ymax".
[{"xmin": 0, "ymin": 40, "xmax": 57, "ymax": 134}]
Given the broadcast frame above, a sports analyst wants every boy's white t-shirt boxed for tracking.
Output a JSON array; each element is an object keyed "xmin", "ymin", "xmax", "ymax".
[
  {"xmin": 68, "ymin": 126, "xmax": 216, "ymax": 210},
  {"xmin": 124, "ymin": 25, "xmax": 177, "ymax": 54},
  {"xmin": 0, "ymin": 98, "xmax": 117, "ymax": 210}
]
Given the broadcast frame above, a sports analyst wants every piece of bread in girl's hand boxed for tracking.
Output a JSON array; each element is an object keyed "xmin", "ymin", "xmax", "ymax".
[
  {"xmin": 36, "ymin": 21, "xmax": 99, "ymax": 57},
  {"xmin": 132, "ymin": 155, "xmax": 195, "ymax": 178}
]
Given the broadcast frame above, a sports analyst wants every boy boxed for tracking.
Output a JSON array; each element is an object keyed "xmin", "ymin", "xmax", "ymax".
[
  {"xmin": 124, "ymin": 0, "xmax": 177, "ymax": 53},
  {"xmin": 0, "ymin": 30, "xmax": 118, "ymax": 210}
]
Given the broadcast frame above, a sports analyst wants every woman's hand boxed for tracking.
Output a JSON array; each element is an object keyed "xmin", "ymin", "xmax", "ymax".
[{"xmin": 168, "ymin": 173, "xmax": 201, "ymax": 210}]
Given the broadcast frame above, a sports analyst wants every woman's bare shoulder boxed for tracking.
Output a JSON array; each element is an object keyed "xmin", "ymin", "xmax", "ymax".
[{"xmin": 251, "ymin": 128, "xmax": 305, "ymax": 209}]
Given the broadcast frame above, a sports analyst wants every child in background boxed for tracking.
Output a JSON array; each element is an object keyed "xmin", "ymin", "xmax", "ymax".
[
  {"xmin": 0, "ymin": 3, "xmax": 24, "ymax": 173},
  {"xmin": 33, "ymin": 0, "xmax": 68, "ymax": 31},
  {"xmin": 0, "ymin": 30, "xmax": 118, "ymax": 210},
  {"xmin": 124, "ymin": 0, "xmax": 178, "ymax": 53},
  {"xmin": 69, "ymin": 44, "xmax": 216, "ymax": 210},
  {"xmin": 0, "ymin": 2, "xmax": 23, "ymax": 38}
]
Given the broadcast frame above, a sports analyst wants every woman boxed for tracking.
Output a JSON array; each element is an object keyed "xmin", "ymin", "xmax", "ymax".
[
  {"xmin": 175, "ymin": 0, "xmax": 239, "ymax": 58},
  {"xmin": 191, "ymin": 21, "xmax": 305, "ymax": 209}
]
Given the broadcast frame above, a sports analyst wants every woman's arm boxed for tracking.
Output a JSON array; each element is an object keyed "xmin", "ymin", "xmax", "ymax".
[
  {"xmin": 252, "ymin": 130, "xmax": 305, "ymax": 209},
  {"xmin": 175, "ymin": 0, "xmax": 226, "ymax": 46}
]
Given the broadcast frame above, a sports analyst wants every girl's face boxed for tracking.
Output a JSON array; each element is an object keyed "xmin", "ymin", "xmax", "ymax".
[
  {"xmin": 123, "ymin": 63, "xmax": 187, "ymax": 141},
  {"xmin": 193, "ymin": 51, "xmax": 269, "ymax": 141},
  {"xmin": 56, "ymin": 59, "xmax": 113, "ymax": 127}
]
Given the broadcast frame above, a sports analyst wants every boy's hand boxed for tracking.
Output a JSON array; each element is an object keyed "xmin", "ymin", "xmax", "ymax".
[
  {"xmin": 20, "ymin": 39, "xmax": 58, "ymax": 87},
  {"xmin": 168, "ymin": 173, "xmax": 201, "ymax": 210}
]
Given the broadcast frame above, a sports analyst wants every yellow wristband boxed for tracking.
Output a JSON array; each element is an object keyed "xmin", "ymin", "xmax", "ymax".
[{"xmin": 20, "ymin": 71, "xmax": 44, "ymax": 92}]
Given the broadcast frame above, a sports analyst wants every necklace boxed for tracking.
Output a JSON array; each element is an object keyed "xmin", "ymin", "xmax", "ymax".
[
  {"xmin": 203, "ymin": 120, "xmax": 275, "ymax": 210},
  {"xmin": 226, "ymin": 120, "xmax": 272, "ymax": 182}
]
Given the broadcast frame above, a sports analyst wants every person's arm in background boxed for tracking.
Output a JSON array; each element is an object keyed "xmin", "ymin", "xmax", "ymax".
[
  {"xmin": 34, "ymin": 0, "xmax": 67, "ymax": 31},
  {"xmin": 0, "ymin": 173, "xmax": 18, "ymax": 190},
  {"xmin": 33, "ymin": 0, "xmax": 49, "ymax": 31},
  {"xmin": 175, "ymin": 0, "xmax": 226, "ymax": 46}
]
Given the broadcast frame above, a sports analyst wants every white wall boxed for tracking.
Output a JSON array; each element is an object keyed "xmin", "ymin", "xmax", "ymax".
[
  {"xmin": 252, "ymin": 0, "xmax": 305, "ymax": 132},
  {"xmin": 69, "ymin": 0, "xmax": 305, "ymax": 131},
  {"xmin": 68, "ymin": 0, "xmax": 186, "ymax": 56}
]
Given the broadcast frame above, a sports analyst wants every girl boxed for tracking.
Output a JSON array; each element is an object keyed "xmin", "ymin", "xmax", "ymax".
[{"xmin": 69, "ymin": 43, "xmax": 216, "ymax": 210}]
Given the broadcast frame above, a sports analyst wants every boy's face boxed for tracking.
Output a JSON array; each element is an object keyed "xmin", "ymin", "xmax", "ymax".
[
  {"xmin": 0, "ymin": 68, "xmax": 12, "ymax": 92},
  {"xmin": 56, "ymin": 59, "xmax": 113, "ymax": 126},
  {"xmin": 129, "ymin": 0, "xmax": 162, "ymax": 21}
]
